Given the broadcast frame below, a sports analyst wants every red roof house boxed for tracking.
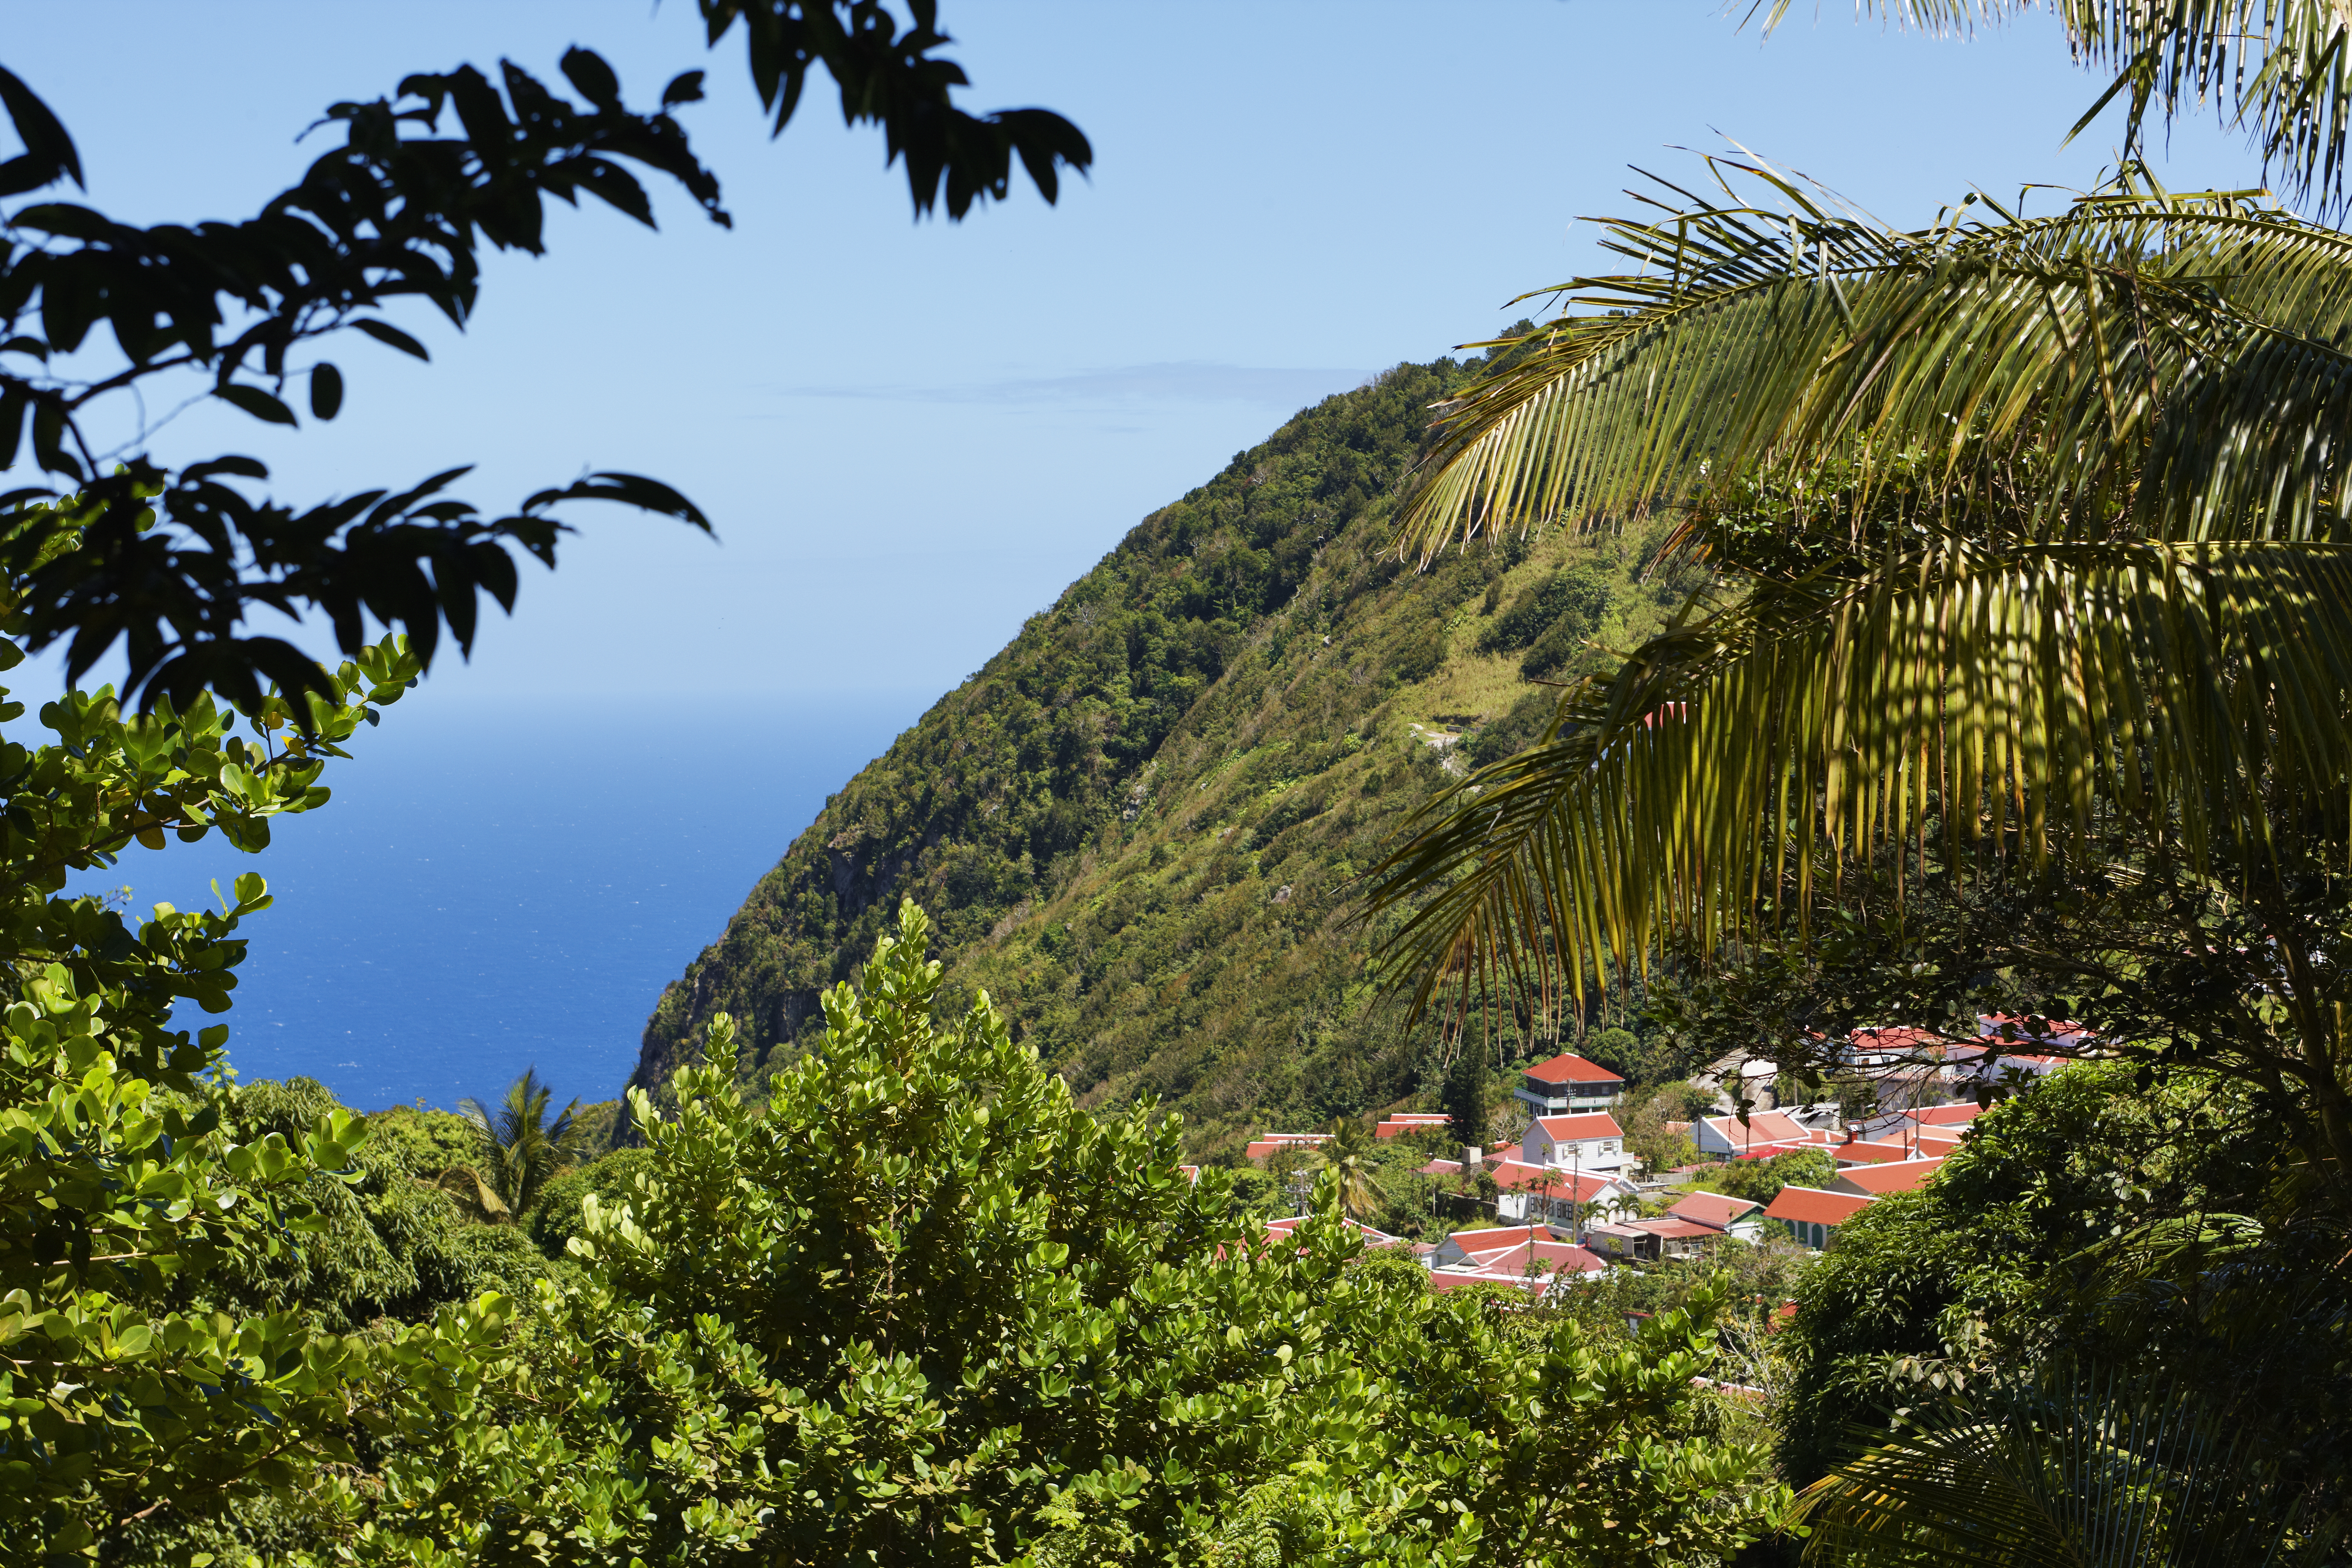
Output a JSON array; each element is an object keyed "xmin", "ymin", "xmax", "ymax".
[
  {"xmin": 1764, "ymin": 1185, "xmax": 1876, "ymax": 1249},
  {"xmin": 1516, "ymin": 1052, "xmax": 1627, "ymax": 1115},
  {"xmin": 1829, "ymin": 1139, "xmax": 1918, "ymax": 1166},
  {"xmin": 1694, "ymin": 1110, "xmax": 1811, "ymax": 1158},
  {"xmin": 1667, "ymin": 1191, "xmax": 1765, "ymax": 1232}
]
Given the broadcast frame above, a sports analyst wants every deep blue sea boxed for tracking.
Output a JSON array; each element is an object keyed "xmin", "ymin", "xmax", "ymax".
[{"xmin": 56, "ymin": 692, "xmax": 927, "ymax": 1112}]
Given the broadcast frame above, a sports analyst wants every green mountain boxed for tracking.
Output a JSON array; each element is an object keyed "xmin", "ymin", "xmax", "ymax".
[{"xmin": 629, "ymin": 348, "xmax": 1703, "ymax": 1157}]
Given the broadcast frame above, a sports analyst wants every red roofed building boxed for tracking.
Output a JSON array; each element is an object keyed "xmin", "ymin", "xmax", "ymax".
[
  {"xmin": 1667, "ymin": 1191, "xmax": 1765, "ymax": 1237},
  {"xmin": 1261, "ymin": 1214, "xmax": 1404, "ymax": 1250},
  {"xmin": 1829, "ymin": 1139, "xmax": 1917, "ymax": 1166},
  {"xmin": 1694, "ymin": 1110, "xmax": 1811, "ymax": 1159},
  {"xmin": 1765, "ymin": 1185, "xmax": 1877, "ymax": 1250},
  {"xmin": 1426, "ymin": 1225, "xmax": 1552, "ymax": 1269},
  {"xmin": 1243, "ymin": 1132, "xmax": 1331, "ymax": 1163},
  {"xmin": 1831, "ymin": 1158, "xmax": 1946, "ymax": 1198},
  {"xmin": 1904, "ymin": 1102, "xmax": 1985, "ymax": 1128},
  {"xmin": 1491, "ymin": 1162, "xmax": 1638, "ymax": 1226},
  {"xmin": 1514, "ymin": 1052, "xmax": 1627, "ymax": 1116},
  {"xmin": 1845, "ymin": 1025, "xmax": 1957, "ymax": 1065},
  {"xmin": 1375, "ymin": 1113, "xmax": 1451, "ymax": 1140},
  {"xmin": 1423, "ymin": 1225, "xmax": 1609, "ymax": 1297},
  {"xmin": 1524, "ymin": 1111, "xmax": 1628, "ymax": 1175}
]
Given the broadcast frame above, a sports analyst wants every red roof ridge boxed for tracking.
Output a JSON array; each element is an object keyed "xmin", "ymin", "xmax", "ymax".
[{"xmin": 1522, "ymin": 1052, "xmax": 1626, "ymax": 1085}]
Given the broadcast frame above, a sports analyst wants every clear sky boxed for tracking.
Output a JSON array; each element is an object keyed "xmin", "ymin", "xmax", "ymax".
[{"xmin": 5, "ymin": 1, "xmax": 2259, "ymax": 708}]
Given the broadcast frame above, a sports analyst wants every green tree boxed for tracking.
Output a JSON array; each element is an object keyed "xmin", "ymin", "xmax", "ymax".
[
  {"xmin": 1440, "ymin": 1039, "xmax": 1490, "ymax": 1155},
  {"xmin": 444, "ymin": 1066, "xmax": 586, "ymax": 1220},
  {"xmin": 335, "ymin": 902, "xmax": 1787, "ymax": 1565},
  {"xmin": 1708, "ymin": 1147, "xmax": 1836, "ymax": 1209},
  {"xmin": 1315, "ymin": 1115, "xmax": 1388, "ymax": 1222},
  {"xmin": 0, "ymin": 621, "xmax": 517, "ymax": 1560}
]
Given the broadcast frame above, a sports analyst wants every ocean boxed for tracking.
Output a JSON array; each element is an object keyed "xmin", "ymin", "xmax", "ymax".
[{"xmin": 57, "ymin": 691, "xmax": 928, "ymax": 1113}]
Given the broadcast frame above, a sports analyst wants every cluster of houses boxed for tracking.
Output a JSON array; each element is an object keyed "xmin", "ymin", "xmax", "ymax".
[{"xmin": 1237, "ymin": 1016, "xmax": 2081, "ymax": 1284}]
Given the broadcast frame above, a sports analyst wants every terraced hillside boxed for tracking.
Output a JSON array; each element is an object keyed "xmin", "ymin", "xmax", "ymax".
[{"xmin": 627, "ymin": 348, "xmax": 1704, "ymax": 1156}]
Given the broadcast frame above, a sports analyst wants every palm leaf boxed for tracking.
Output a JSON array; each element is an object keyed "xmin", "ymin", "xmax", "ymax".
[
  {"xmin": 1364, "ymin": 522, "xmax": 2352, "ymax": 1015},
  {"xmin": 458, "ymin": 1065, "xmax": 586, "ymax": 1217},
  {"xmin": 1400, "ymin": 165, "xmax": 2352, "ymax": 560},
  {"xmin": 1791, "ymin": 1368, "xmax": 2334, "ymax": 1566}
]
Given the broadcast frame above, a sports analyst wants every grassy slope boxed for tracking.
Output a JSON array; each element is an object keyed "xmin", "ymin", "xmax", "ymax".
[{"xmin": 629, "ymin": 351, "xmax": 1694, "ymax": 1158}]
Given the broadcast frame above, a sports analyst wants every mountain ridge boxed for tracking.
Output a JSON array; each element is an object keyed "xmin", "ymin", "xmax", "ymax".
[{"xmin": 628, "ymin": 347, "xmax": 1700, "ymax": 1153}]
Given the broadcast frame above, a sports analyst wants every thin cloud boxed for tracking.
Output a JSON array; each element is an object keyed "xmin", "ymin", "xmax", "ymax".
[{"xmin": 779, "ymin": 362, "xmax": 1374, "ymax": 410}]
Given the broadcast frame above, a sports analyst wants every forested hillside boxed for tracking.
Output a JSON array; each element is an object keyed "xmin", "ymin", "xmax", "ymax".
[{"xmin": 630, "ymin": 348, "xmax": 1703, "ymax": 1154}]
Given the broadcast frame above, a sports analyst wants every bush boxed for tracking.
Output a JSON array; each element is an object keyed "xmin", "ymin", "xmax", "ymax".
[
  {"xmin": 345, "ymin": 903, "xmax": 1787, "ymax": 1565},
  {"xmin": 1709, "ymin": 1147, "xmax": 1838, "ymax": 1207},
  {"xmin": 528, "ymin": 1147, "xmax": 656, "ymax": 1259},
  {"xmin": 1476, "ymin": 564, "xmax": 1614, "ymax": 656}
]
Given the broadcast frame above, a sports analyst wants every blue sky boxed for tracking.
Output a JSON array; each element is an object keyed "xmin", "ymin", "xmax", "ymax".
[{"xmin": 6, "ymin": 1, "xmax": 2258, "ymax": 708}]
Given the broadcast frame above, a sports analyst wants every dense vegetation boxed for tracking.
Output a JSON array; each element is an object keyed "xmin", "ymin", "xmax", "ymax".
[{"xmin": 634, "ymin": 350, "xmax": 1702, "ymax": 1150}]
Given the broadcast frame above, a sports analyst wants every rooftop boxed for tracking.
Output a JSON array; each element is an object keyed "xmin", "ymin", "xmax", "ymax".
[
  {"xmin": 1627, "ymin": 1217, "xmax": 1725, "ymax": 1239},
  {"xmin": 1700, "ymin": 1110, "xmax": 1810, "ymax": 1148},
  {"xmin": 1668, "ymin": 1191, "xmax": 1764, "ymax": 1229},
  {"xmin": 1522, "ymin": 1052, "xmax": 1626, "ymax": 1086},
  {"xmin": 1534, "ymin": 1112, "xmax": 1625, "ymax": 1141},
  {"xmin": 1765, "ymin": 1185, "xmax": 1876, "ymax": 1226},
  {"xmin": 1831, "ymin": 1139, "xmax": 1919, "ymax": 1166},
  {"xmin": 1489, "ymin": 1161, "xmax": 1624, "ymax": 1199},
  {"xmin": 1834, "ymin": 1158, "xmax": 1947, "ymax": 1196}
]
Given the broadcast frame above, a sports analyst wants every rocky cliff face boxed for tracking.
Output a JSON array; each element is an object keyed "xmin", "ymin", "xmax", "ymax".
[{"xmin": 627, "ymin": 349, "xmax": 1688, "ymax": 1153}]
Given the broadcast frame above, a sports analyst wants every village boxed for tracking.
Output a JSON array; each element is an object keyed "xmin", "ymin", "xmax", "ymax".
[{"xmin": 1239, "ymin": 1017, "xmax": 2084, "ymax": 1295}]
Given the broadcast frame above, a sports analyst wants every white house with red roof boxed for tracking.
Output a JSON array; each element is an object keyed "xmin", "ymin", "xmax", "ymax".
[
  {"xmin": 1491, "ymin": 1162, "xmax": 1638, "ymax": 1226},
  {"xmin": 1422, "ymin": 1223, "xmax": 1609, "ymax": 1297},
  {"xmin": 1667, "ymin": 1190, "xmax": 1766, "ymax": 1240},
  {"xmin": 1692, "ymin": 1109, "xmax": 1812, "ymax": 1159},
  {"xmin": 1514, "ymin": 1051, "xmax": 1627, "ymax": 1116},
  {"xmin": 1523, "ymin": 1111, "xmax": 1629, "ymax": 1175}
]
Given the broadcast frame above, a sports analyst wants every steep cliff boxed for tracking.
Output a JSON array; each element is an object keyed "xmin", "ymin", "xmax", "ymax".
[{"xmin": 629, "ymin": 349, "xmax": 1699, "ymax": 1154}]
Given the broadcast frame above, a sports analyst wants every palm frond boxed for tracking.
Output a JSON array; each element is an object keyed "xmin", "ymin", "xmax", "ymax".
[
  {"xmin": 428, "ymin": 1163, "xmax": 512, "ymax": 1220},
  {"xmin": 1401, "ymin": 167, "xmax": 2352, "ymax": 559},
  {"xmin": 458, "ymin": 1065, "xmax": 586, "ymax": 1217},
  {"xmin": 1792, "ymin": 1368, "xmax": 2333, "ymax": 1566},
  {"xmin": 1364, "ymin": 527, "xmax": 2352, "ymax": 1015}
]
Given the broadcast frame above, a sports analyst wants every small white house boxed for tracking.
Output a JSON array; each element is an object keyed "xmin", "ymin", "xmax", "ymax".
[
  {"xmin": 1523, "ymin": 1112, "xmax": 1628, "ymax": 1175},
  {"xmin": 1492, "ymin": 1164, "xmax": 1639, "ymax": 1226},
  {"xmin": 1691, "ymin": 1109, "xmax": 1810, "ymax": 1159}
]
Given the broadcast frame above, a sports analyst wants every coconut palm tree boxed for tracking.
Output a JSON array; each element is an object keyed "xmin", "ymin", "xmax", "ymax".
[
  {"xmin": 435, "ymin": 1067, "xmax": 587, "ymax": 1220},
  {"xmin": 1317, "ymin": 1117, "xmax": 1389, "ymax": 1224},
  {"xmin": 1365, "ymin": 3, "xmax": 2352, "ymax": 1198}
]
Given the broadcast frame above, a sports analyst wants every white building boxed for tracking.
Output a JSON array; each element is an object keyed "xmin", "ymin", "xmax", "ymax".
[{"xmin": 1523, "ymin": 1111, "xmax": 1629, "ymax": 1176}]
